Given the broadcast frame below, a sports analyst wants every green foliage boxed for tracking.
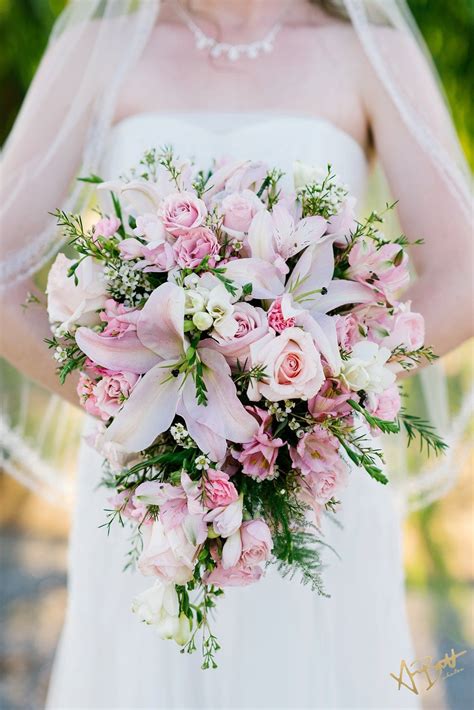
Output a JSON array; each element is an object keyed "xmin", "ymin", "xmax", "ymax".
[{"xmin": 398, "ymin": 409, "xmax": 449, "ymax": 456}]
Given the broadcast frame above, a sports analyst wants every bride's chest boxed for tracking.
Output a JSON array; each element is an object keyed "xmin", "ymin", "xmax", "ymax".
[{"xmin": 101, "ymin": 114, "xmax": 369, "ymax": 200}]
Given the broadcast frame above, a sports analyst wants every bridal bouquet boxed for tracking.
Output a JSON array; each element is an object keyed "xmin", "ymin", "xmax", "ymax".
[{"xmin": 45, "ymin": 148, "xmax": 445, "ymax": 667}]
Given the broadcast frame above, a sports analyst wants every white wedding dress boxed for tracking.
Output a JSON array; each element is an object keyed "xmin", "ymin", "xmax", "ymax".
[{"xmin": 47, "ymin": 113, "xmax": 419, "ymax": 710}]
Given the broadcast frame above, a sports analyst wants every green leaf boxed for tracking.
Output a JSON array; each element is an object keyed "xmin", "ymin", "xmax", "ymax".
[{"xmin": 77, "ymin": 174, "xmax": 104, "ymax": 184}]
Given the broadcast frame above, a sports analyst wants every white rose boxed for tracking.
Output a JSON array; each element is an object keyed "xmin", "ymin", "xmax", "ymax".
[
  {"xmin": 46, "ymin": 253, "xmax": 107, "ymax": 332},
  {"xmin": 293, "ymin": 161, "xmax": 327, "ymax": 192},
  {"xmin": 132, "ymin": 582, "xmax": 189, "ymax": 644},
  {"xmin": 342, "ymin": 341, "xmax": 396, "ymax": 394}
]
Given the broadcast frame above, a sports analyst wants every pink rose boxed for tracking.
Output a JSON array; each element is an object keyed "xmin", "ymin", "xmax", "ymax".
[
  {"xmin": 93, "ymin": 371, "xmax": 139, "ymax": 419},
  {"xmin": 203, "ymin": 469, "xmax": 239, "ymax": 509},
  {"xmin": 348, "ymin": 237, "xmax": 409, "ymax": 299},
  {"xmin": 220, "ymin": 190, "xmax": 263, "ymax": 234},
  {"xmin": 100, "ymin": 299, "xmax": 140, "ymax": 338},
  {"xmin": 139, "ymin": 241, "xmax": 176, "ymax": 272},
  {"xmin": 133, "ymin": 213, "xmax": 166, "ymax": 242},
  {"xmin": 248, "ymin": 328, "xmax": 325, "ymax": 402},
  {"xmin": 368, "ymin": 384, "xmax": 401, "ymax": 422},
  {"xmin": 160, "ymin": 191, "xmax": 207, "ymax": 236},
  {"xmin": 308, "ymin": 379, "xmax": 352, "ymax": 421},
  {"xmin": 173, "ymin": 227, "xmax": 220, "ymax": 269},
  {"xmin": 290, "ymin": 425, "xmax": 341, "ymax": 477},
  {"xmin": 298, "ymin": 458, "xmax": 348, "ymax": 507},
  {"xmin": 335, "ymin": 313, "xmax": 361, "ymax": 349},
  {"xmin": 93, "ymin": 216, "xmax": 121, "ymax": 238},
  {"xmin": 119, "ymin": 238, "xmax": 176, "ymax": 272},
  {"xmin": 204, "ymin": 561, "xmax": 263, "ymax": 588},
  {"xmin": 206, "ymin": 303, "xmax": 268, "ymax": 367},
  {"xmin": 224, "ymin": 161, "xmax": 268, "ymax": 193},
  {"xmin": 385, "ymin": 308, "xmax": 425, "ymax": 351},
  {"xmin": 240, "ymin": 519, "xmax": 273, "ymax": 567},
  {"xmin": 76, "ymin": 373, "xmax": 102, "ymax": 418},
  {"xmin": 138, "ymin": 520, "xmax": 197, "ymax": 585},
  {"xmin": 234, "ymin": 406, "xmax": 284, "ymax": 481}
]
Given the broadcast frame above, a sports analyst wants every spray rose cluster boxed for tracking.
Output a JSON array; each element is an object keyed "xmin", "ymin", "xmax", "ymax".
[{"xmin": 46, "ymin": 148, "xmax": 443, "ymax": 668}]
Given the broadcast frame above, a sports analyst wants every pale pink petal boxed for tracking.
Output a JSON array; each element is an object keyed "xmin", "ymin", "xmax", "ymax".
[
  {"xmin": 222, "ymin": 530, "xmax": 242, "ymax": 569},
  {"xmin": 286, "ymin": 240, "xmax": 335, "ymax": 304},
  {"xmin": 291, "ymin": 215, "xmax": 327, "ymax": 256},
  {"xmin": 247, "ymin": 210, "xmax": 276, "ymax": 262},
  {"xmin": 104, "ymin": 362, "xmax": 183, "ymax": 452},
  {"xmin": 297, "ymin": 311, "xmax": 341, "ymax": 375},
  {"xmin": 193, "ymin": 349, "xmax": 259, "ymax": 444},
  {"xmin": 312, "ymin": 279, "xmax": 375, "ymax": 313},
  {"xmin": 204, "ymin": 160, "xmax": 248, "ymax": 199},
  {"xmin": 177, "ymin": 396, "xmax": 228, "ymax": 463},
  {"xmin": 75, "ymin": 328, "xmax": 159, "ymax": 374},
  {"xmin": 137, "ymin": 282, "xmax": 186, "ymax": 359},
  {"xmin": 120, "ymin": 180, "xmax": 162, "ymax": 213},
  {"xmin": 224, "ymin": 258, "xmax": 285, "ymax": 299},
  {"xmin": 182, "ymin": 515, "xmax": 208, "ymax": 546}
]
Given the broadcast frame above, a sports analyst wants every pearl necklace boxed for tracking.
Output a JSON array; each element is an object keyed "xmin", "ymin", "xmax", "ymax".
[{"xmin": 176, "ymin": 2, "xmax": 288, "ymax": 62}]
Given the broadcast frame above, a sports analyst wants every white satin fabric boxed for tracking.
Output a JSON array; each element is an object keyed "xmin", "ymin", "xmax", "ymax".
[{"xmin": 47, "ymin": 114, "xmax": 419, "ymax": 710}]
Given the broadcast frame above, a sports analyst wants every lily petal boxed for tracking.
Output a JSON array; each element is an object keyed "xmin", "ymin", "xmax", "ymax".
[
  {"xmin": 222, "ymin": 530, "xmax": 243, "ymax": 569},
  {"xmin": 120, "ymin": 180, "xmax": 162, "ymax": 213},
  {"xmin": 182, "ymin": 514, "xmax": 208, "ymax": 546},
  {"xmin": 286, "ymin": 240, "xmax": 335, "ymax": 304},
  {"xmin": 137, "ymin": 282, "xmax": 186, "ymax": 359},
  {"xmin": 105, "ymin": 361, "xmax": 183, "ymax": 451},
  {"xmin": 247, "ymin": 210, "xmax": 276, "ymax": 263},
  {"xmin": 177, "ymin": 396, "xmax": 228, "ymax": 463},
  {"xmin": 297, "ymin": 311, "xmax": 342, "ymax": 375},
  {"xmin": 224, "ymin": 258, "xmax": 285, "ymax": 300},
  {"xmin": 182, "ymin": 349, "xmax": 258, "ymax": 445},
  {"xmin": 291, "ymin": 215, "xmax": 327, "ymax": 257},
  {"xmin": 75, "ymin": 328, "xmax": 159, "ymax": 374},
  {"xmin": 312, "ymin": 279, "xmax": 375, "ymax": 313}
]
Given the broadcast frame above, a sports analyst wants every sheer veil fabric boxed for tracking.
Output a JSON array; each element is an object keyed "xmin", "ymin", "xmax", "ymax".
[{"xmin": 0, "ymin": 1, "xmax": 471, "ymax": 504}]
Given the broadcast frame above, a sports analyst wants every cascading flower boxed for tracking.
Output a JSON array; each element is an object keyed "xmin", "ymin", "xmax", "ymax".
[{"xmin": 46, "ymin": 148, "xmax": 442, "ymax": 669}]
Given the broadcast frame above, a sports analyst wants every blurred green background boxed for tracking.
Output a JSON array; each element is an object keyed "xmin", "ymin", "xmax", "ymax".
[{"xmin": 0, "ymin": 1, "xmax": 472, "ymax": 709}]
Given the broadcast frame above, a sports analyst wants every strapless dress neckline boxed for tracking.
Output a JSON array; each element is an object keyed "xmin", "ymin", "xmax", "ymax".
[
  {"xmin": 110, "ymin": 111, "xmax": 368, "ymax": 161},
  {"xmin": 102, "ymin": 111, "xmax": 369, "ymax": 203}
]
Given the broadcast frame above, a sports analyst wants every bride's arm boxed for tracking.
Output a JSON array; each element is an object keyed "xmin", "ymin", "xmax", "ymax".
[
  {"xmin": 361, "ymin": 32, "xmax": 473, "ymax": 357},
  {"xmin": 0, "ymin": 32, "xmax": 96, "ymax": 406}
]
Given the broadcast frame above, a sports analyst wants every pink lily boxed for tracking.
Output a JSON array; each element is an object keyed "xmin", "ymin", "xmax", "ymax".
[
  {"xmin": 286, "ymin": 238, "xmax": 374, "ymax": 314},
  {"xmin": 247, "ymin": 205, "xmax": 327, "ymax": 269},
  {"xmin": 75, "ymin": 283, "xmax": 258, "ymax": 459}
]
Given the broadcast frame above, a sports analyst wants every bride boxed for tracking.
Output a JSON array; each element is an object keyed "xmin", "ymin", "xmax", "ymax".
[{"xmin": 1, "ymin": 1, "xmax": 471, "ymax": 708}]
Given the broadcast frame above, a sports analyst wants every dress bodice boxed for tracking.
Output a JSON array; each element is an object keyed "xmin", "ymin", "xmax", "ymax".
[{"xmin": 101, "ymin": 112, "xmax": 369, "ymax": 200}]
